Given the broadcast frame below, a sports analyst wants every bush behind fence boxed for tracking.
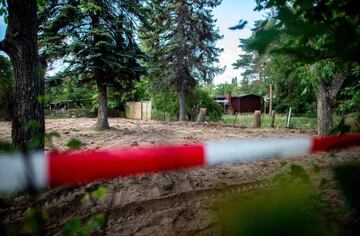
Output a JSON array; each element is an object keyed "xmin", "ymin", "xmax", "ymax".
[
  {"xmin": 45, "ymin": 108, "xmax": 96, "ymax": 118},
  {"xmin": 45, "ymin": 108, "xmax": 125, "ymax": 119}
]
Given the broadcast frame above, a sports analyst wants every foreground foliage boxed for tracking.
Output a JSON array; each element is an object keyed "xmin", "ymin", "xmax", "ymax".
[{"xmin": 218, "ymin": 162, "xmax": 360, "ymax": 236}]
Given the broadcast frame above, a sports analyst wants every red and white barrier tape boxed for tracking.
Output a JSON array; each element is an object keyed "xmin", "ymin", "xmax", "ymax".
[{"xmin": 0, "ymin": 133, "xmax": 359, "ymax": 193}]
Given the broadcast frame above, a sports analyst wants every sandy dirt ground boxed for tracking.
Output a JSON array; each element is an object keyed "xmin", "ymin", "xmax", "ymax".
[
  {"xmin": 0, "ymin": 118, "xmax": 359, "ymax": 235},
  {"xmin": 1, "ymin": 118, "xmax": 312, "ymax": 150}
]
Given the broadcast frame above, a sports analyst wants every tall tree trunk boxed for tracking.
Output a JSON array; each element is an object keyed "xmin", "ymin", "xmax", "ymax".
[
  {"xmin": 90, "ymin": 13, "xmax": 109, "ymax": 130},
  {"xmin": 177, "ymin": 1, "xmax": 187, "ymax": 122},
  {"xmin": 316, "ymin": 76, "xmax": 345, "ymax": 135},
  {"xmin": 178, "ymin": 79, "xmax": 187, "ymax": 121},
  {"xmin": 317, "ymin": 88, "xmax": 333, "ymax": 135},
  {"xmin": 0, "ymin": 0, "xmax": 45, "ymax": 152},
  {"xmin": 96, "ymin": 80, "xmax": 110, "ymax": 130}
]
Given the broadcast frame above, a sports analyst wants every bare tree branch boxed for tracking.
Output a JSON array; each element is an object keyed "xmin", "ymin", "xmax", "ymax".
[{"xmin": 329, "ymin": 74, "xmax": 346, "ymax": 98}]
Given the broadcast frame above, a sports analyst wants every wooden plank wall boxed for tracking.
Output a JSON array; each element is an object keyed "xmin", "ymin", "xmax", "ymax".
[{"xmin": 125, "ymin": 101, "xmax": 152, "ymax": 120}]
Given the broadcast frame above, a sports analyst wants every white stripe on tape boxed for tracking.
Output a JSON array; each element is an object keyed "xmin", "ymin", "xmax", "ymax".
[
  {"xmin": 205, "ymin": 138, "xmax": 312, "ymax": 165},
  {"xmin": 0, "ymin": 152, "xmax": 47, "ymax": 193}
]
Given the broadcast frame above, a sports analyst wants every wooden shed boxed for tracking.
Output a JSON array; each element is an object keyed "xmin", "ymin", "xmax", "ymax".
[
  {"xmin": 214, "ymin": 93, "xmax": 262, "ymax": 115},
  {"xmin": 125, "ymin": 101, "xmax": 152, "ymax": 120}
]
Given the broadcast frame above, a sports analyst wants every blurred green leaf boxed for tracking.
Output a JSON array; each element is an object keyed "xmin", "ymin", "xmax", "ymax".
[
  {"xmin": 289, "ymin": 164, "xmax": 310, "ymax": 183},
  {"xmin": 66, "ymin": 138, "xmax": 82, "ymax": 150},
  {"xmin": 63, "ymin": 218, "xmax": 81, "ymax": 236},
  {"xmin": 24, "ymin": 120, "xmax": 41, "ymax": 131},
  {"xmin": 63, "ymin": 214, "xmax": 105, "ymax": 235},
  {"xmin": 80, "ymin": 214, "xmax": 105, "ymax": 235},
  {"xmin": 26, "ymin": 135, "xmax": 43, "ymax": 150},
  {"xmin": 330, "ymin": 118, "xmax": 351, "ymax": 135},
  {"xmin": 91, "ymin": 186, "xmax": 107, "ymax": 200},
  {"xmin": 334, "ymin": 164, "xmax": 360, "ymax": 211},
  {"xmin": 37, "ymin": 95, "xmax": 48, "ymax": 103},
  {"xmin": 218, "ymin": 182, "xmax": 330, "ymax": 236},
  {"xmin": 23, "ymin": 208, "xmax": 46, "ymax": 234},
  {"xmin": 312, "ymin": 164, "xmax": 321, "ymax": 174},
  {"xmin": 45, "ymin": 131, "xmax": 61, "ymax": 139},
  {"xmin": 247, "ymin": 27, "xmax": 281, "ymax": 54}
]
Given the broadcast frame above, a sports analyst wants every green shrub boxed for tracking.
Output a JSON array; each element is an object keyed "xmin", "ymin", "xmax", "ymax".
[
  {"xmin": 151, "ymin": 86, "xmax": 223, "ymax": 121},
  {"xmin": 187, "ymin": 86, "xmax": 223, "ymax": 121},
  {"xmin": 151, "ymin": 91, "xmax": 179, "ymax": 121}
]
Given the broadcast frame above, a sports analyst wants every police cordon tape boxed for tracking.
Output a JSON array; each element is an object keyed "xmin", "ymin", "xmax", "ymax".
[{"xmin": 0, "ymin": 133, "xmax": 360, "ymax": 193}]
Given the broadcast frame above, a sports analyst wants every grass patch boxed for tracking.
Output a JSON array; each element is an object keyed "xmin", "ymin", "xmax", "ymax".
[
  {"xmin": 221, "ymin": 114, "xmax": 317, "ymax": 131},
  {"xmin": 222, "ymin": 113, "xmax": 359, "ymax": 132}
]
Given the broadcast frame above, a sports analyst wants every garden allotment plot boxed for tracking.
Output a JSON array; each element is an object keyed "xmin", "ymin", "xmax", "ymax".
[{"xmin": 1, "ymin": 118, "xmax": 359, "ymax": 235}]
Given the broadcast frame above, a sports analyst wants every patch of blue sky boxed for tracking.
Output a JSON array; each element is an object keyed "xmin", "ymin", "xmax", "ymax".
[
  {"xmin": 0, "ymin": 16, "xmax": 6, "ymax": 56},
  {"xmin": 0, "ymin": 16, "xmax": 5, "ymax": 39},
  {"xmin": 213, "ymin": 0, "xmax": 264, "ymax": 84}
]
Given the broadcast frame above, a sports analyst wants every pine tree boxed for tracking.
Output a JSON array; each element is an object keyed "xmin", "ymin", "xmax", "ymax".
[
  {"xmin": 232, "ymin": 20, "xmax": 269, "ymax": 82},
  {"xmin": 40, "ymin": 0, "xmax": 146, "ymax": 129},
  {"xmin": 142, "ymin": 0, "xmax": 223, "ymax": 121}
]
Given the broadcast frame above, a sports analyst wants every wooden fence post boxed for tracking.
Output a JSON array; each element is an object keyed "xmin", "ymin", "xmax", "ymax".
[
  {"xmin": 233, "ymin": 112, "xmax": 238, "ymax": 125},
  {"xmin": 286, "ymin": 107, "xmax": 292, "ymax": 128},
  {"xmin": 271, "ymin": 110, "xmax": 275, "ymax": 128},
  {"xmin": 196, "ymin": 108, "xmax": 207, "ymax": 124},
  {"xmin": 254, "ymin": 110, "xmax": 261, "ymax": 128},
  {"xmin": 269, "ymin": 84, "xmax": 273, "ymax": 115}
]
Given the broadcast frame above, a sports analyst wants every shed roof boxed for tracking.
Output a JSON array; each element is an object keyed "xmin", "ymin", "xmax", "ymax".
[{"xmin": 213, "ymin": 94, "xmax": 262, "ymax": 99}]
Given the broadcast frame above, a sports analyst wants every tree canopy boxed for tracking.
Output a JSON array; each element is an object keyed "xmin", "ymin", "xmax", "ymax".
[
  {"xmin": 231, "ymin": 0, "xmax": 359, "ymax": 134},
  {"xmin": 40, "ymin": 0, "xmax": 146, "ymax": 129},
  {"xmin": 141, "ymin": 0, "xmax": 223, "ymax": 121},
  {"xmin": 249, "ymin": 0, "xmax": 360, "ymax": 65}
]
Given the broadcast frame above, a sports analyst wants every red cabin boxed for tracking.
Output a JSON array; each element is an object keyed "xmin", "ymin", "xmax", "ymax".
[{"xmin": 214, "ymin": 93, "xmax": 262, "ymax": 114}]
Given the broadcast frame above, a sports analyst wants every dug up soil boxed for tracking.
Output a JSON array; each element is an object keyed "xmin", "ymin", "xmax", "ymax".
[{"xmin": 0, "ymin": 118, "xmax": 359, "ymax": 235}]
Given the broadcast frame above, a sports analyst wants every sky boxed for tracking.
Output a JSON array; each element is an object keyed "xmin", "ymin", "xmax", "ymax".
[
  {"xmin": 0, "ymin": 0, "xmax": 263, "ymax": 84},
  {"xmin": 213, "ymin": 0, "xmax": 262, "ymax": 84},
  {"xmin": 0, "ymin": 16, "xmax": 4, "ymax": 36},
  {"xmin": 0, "ymin": 17, "xmax": 5, "ymax": 56}
]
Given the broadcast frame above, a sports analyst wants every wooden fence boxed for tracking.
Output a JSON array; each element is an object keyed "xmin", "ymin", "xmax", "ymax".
[
  {"xmin": 45, "ymin": 108, "xmax": 96, "ymax": 118},
  {"xmin": 125, "ymin": 101, "xmax": 152, "ymax": 120}
]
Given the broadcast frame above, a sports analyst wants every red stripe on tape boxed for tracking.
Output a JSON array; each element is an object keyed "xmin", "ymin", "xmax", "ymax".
[
  {"xmin": 311, "ymin": 133, "xmax": 360, "ymax": 153},
  {"xmin": 48, "ymin": 144, "xmax": 205, "ymax": 186}
]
